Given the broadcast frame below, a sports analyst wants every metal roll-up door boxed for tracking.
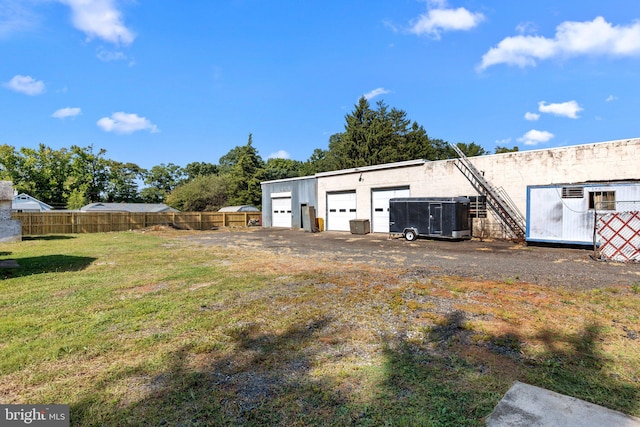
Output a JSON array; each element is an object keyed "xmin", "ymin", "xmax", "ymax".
[
  {"xmin": 372, "ymin": 187, "xmax": 410, "ymax": 233},
  {"xmin": 271, "ymin": 197, "xmax": 292, "ymax": 228},
  {"xmin": 327, "ymin": 192, "xmax": 356, "ymax": 231}
]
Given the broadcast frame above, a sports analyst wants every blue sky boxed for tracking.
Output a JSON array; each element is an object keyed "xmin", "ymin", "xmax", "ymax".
[{"xmin": 1, "ymin": 0, "xmax": 639, "ymax": 170}]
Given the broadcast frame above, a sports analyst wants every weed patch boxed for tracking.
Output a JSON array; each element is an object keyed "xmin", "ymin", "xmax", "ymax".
[{"xmin": 1, "ymin": 231, "xmax": 639, "ymax": 425}]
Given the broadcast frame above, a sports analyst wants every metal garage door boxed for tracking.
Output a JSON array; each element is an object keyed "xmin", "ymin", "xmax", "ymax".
[
  {"xmin": 271, "ymin": 197, "xmax": 292, "ymax": 228},
  {"xmin": 327, "ymin": 192, "xmax": 356, "ymax": 231},
  {"xmin": 372, "ymin": 187, "xmax": 410, "ymax": 233}
]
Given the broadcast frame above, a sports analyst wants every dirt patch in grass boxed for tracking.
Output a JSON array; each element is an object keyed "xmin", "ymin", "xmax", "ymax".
[
  {"xmin": 176, "ymin": 228, "xmax": 640, "ymax": 289},
  {"xmin": 2, "ymin": 230, "xmax": 639, "ymax": 426}
]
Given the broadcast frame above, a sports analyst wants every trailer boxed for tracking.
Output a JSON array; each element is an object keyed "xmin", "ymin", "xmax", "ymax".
[
  {"xmin": 526, "ymin": 181, "xmax": 640, "ymax": 246},
  {"xmin": 389, "ymin": 197, "xmax": 472, "ymax": 241}
]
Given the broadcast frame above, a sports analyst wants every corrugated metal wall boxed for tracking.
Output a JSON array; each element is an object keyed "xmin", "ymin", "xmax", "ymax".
[{"xmin": 261, "ymin": 177, "xmax": 317, "ymax": 228}]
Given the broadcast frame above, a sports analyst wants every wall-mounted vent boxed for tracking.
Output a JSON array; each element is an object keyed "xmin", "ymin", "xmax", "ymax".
[{"xmin": 561, "ymin": 187, "xmax": 584, "ymax": 199}]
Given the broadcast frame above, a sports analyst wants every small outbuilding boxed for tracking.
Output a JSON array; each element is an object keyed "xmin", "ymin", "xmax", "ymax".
[
  {"xmin": 12, "ymin": 193, "xmax": 53, "ymax": 212},
  {"xmin": 261, "ymin": 176, "xmax": 318, "ymax": 229},
  {"xmin": 526, "ymin": 181, "xmax": 640, "ymax": 246}
]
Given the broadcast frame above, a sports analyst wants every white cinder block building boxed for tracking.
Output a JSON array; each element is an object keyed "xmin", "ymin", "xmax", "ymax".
[{"xmin": 261, "ymin": 138, "xmax": 640, "ymax": 243}]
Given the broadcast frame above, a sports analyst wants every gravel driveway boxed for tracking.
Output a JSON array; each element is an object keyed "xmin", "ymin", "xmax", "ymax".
[{"xmin": 179, "ymin": 228, "xmax": 640, "ymax": 289}]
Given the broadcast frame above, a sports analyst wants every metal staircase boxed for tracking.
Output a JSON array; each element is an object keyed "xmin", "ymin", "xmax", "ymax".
[{"xmin": 449, "ymin": 143, "xmax": 526, "ymax": 241}]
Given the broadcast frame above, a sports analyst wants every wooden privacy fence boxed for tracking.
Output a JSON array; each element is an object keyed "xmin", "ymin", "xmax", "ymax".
[{"xmin": 12, "ymin": 211, "xmax": 262, "ymax": 236}]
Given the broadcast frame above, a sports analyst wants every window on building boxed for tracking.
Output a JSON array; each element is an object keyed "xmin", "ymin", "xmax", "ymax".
[{"xmin": 589, "ymin": 191, "xmax": 616, "ymax": 210}]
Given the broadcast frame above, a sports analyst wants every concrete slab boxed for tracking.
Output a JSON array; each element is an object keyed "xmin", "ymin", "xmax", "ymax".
[{"xmin": 486, "ymin": 381, "xmax": 640, "ymax": 427}]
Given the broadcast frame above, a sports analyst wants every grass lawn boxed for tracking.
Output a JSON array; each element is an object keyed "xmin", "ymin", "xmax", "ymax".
[{"xmin": 1, "ymin": 230, "xmax": 639, "ymax": 426}]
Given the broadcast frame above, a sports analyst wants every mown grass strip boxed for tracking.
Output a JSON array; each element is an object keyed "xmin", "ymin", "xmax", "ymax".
[{"xmin": 1, "ymin": 230, "xmax": 639, "ymax": 426}]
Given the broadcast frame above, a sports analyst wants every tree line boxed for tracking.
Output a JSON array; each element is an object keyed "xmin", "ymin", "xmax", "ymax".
[{"xmin": 0, "ymin": 97, "xmax": 518, "ymax": 211}]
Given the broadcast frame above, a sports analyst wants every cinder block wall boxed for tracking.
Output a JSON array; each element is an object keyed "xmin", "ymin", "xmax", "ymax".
[
  {"xmin": 0, "ymin": 180, "xmax": 22, "ymax": 242},
  {"xmin": 316, "ymin": 138, "xmax": 640, "ymax": 239}
]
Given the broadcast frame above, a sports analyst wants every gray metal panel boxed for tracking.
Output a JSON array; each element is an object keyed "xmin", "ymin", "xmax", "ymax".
[{"xmin": 261, "ymin": 177, "xmax": 317, "ymax": 228}]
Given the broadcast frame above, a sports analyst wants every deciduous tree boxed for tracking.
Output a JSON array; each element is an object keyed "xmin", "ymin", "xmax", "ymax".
[
  {"xmin": 141, "ymin": 163, "xmax": 185, "ymax": 202},
  {"xmin": 166, "ymin": 174, "xmax": 228, "ymax": 211}
]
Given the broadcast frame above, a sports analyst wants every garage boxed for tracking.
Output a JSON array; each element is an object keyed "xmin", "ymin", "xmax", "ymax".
[
  {"xmin": 327, "ymin": 191, "xmax": 356, "ymax": 231},
  {"xmin": 271, "ymin": 196, "xmax": 292, "ymax": 228},
  {"xmin": 372, "ymin": 187, "xmax": 410, "ymax": 233}
]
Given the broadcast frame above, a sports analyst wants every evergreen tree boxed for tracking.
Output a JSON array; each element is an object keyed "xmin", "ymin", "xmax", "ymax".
[
  {"xmin": 445, "ymin": 142, "xmax": 488, "ymax": 158},
  {"xmin": 225, "ymin": 134, "xmax": 264, "ymax": 207},
  {"xmin": 260, "ymin": 158, "xmax": 302, "ymax": 181},
  {"xmin": 495, "ymin": 145, "xmax": 519, "ymax": 154},
  {"xmin": 326, "ymin": 97, "xmax": 452, "ymax": 170},
  {"xmin": 300, "ymin": 147, "xmax": 337, "ymax": 175}
]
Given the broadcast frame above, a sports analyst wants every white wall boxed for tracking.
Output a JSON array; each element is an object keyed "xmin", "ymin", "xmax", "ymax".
[{"xmin": 316, "ymin": 138, "xmax": 640, "ymax": 237}]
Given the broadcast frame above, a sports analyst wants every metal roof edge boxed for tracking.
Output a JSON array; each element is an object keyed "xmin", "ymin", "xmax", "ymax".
[
  {"xmin": 526, "ymin": 179, "xmax": 640, "ymax": 188},
  {"xmin": 314, "ymin": 159, "xmax": 429, "ymax": 178},
  {"xmin": 486, "ymin": 137, "xmax": 640, "ymax": 158},
  {"xmin": 261, "ymin": 175, "xmax": 317, "ymax": 185}
]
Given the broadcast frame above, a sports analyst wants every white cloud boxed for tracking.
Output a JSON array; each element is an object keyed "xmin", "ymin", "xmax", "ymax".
[
  {"xmin": 606, "ymin": 95, "xmax": 618, "ymax": 102},
  {"xmin": 363, "ymin": 87, "xmax": 390, "ymax": 100},
  {"xmin": 479, "ymin": 16, "xmax": 640, "ymax": 70},
  {"xmin": 3, "ymin": 75, "xmax": 45, "ymax": 95},
  {"xmin": 0, "ymin": 1, "xmax": 38, "ymax": 37},
  {"xmin": 524, "ymin": 112, "xmax": 540, "ymax": 121},
  {"xmin": 495, "ymin": 138, "xmax": 512, "ymax": 145},
  {"xmin": 426, "ymin": 0, "xmax": 447, "ymax": 8},
  {"xmin": 58, "ymin": 0, "xmax": 135, "ymax": 45},
  {"xmin": 52, "ymin": 107, "xmax": 81, "ymax": 119},
  {"xmin": 96, "ymin": 48, "xmax": 127, "ymax": 62},
  {"xmin": 410, "ymin": 4, "xmax": 485, "ymax": 39},
  {"xmin": 515, "ymin": 22, "xmax": 537, "ymax": 35},
  {"xmin": 268, "ymin": 150, "xmax": 290, "ymax": 160},
  {"xmin": 97, "ymin": 112, "xmax": 158, "ymax": 134},
  {"xmin": 538, "ymin": 100, "xmax": 583, "ymax": 119},
  {"xmin": 517, "ymin": 129, "xmax": 554, "ymax": 146}
]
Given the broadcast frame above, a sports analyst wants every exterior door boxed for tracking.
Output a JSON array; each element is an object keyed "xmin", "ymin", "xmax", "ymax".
[
  {"xmin": 429, "ymin": 203, "xmax": 442, "ymax": 235},
  {"xmin": 327, "ymin": 192, "xmax": 356, "ymax": 231},
  {"xmin": 271, "ymin": 197, "xmax": 292, "ymax": 228},
  {"xmin": 372, "ymin": 187, "xmax": 410, "ymax": 233}
]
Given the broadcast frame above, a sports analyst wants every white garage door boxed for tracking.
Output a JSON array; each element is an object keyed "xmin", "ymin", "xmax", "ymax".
[
  {"xmin": 327, "ymin": 192, "xmax": 356, "ymax": 231},
  {"xmin": 271, "ymin": 197, "xmax": 292, "ymax": 228},
  {"xmin": 372, "ymin": 187, "xmax": 410, "ymax": 233}
]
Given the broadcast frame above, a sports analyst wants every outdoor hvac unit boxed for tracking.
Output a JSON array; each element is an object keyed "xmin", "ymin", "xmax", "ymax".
[
  {"xmin": 389, "ymin": 197, "xmax": 472, "ymax": 241},
  {"xmin": 349, "ymin": 219, "xmax": 371, "ymax": 235}
]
